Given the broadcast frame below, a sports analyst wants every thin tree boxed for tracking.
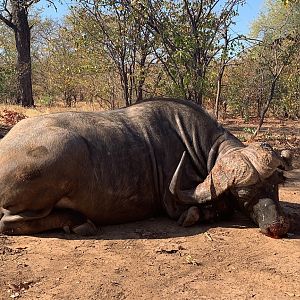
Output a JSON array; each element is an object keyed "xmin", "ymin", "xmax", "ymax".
[
  {"xmin": 76, "ymin": 1, "xmax": 155, "ymax": 106},
  {"xmin": 252, "ymin": 35, "xmax": 299, "ymax": 137}
]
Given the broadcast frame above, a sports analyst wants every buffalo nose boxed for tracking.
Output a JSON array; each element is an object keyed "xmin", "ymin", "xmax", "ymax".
[
  {"xmin": 253, "ymin": 198, "xmax": 290, "ymax": 238},
  {"xmin": 263, "ymin": 216, "xmax": 290, "ymax": 238}
]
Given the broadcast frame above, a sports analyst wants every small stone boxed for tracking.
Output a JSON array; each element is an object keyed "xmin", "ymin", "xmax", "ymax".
[{"xmin": 10, "ymin": 292, "xmax": 20, "ymax": 298}]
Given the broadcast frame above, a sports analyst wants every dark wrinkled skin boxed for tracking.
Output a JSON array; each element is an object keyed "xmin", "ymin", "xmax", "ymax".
[
  {"xmin": 0, "ymin": 99, "xmax": 289, "ymax": 237},
  {"xmin": 232, "ymin": 177, "xmax": 289, "ymax": 238}
]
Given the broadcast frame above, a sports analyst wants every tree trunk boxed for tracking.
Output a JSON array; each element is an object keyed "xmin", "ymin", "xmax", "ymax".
[
  {"xmin": 195, "ymin": 91, "xmax": 203, "ymax": 106},
  {"xmin": 214, "ymin": 31, "xmax": 228, "ymax": 120},
  {"xmin": 123, "ymin": 75, "xmax": 131, "ymax": 107},
  {"xmin": 252, "ymin": 76, "xmax": 278, "ymax": 138},
  {"xmin": 136, "ymin": 55, "xmax": 147, "ymax": 103},
  {"xmin": 214, "ymin": 74, "xmax": 222, "ymax": 120},
  {"xmin": 11, "ymin": 1, "xmax": 34, "ymax": 107},
  {"xmin": 136, "ymin": 78, "xmax": 144, "ymax": 102},
  {"xmin": 119, "ymin": 64, "xmax": 130, "ymax": 107}
]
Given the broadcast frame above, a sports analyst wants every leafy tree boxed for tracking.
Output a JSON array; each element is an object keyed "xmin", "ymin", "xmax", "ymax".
[
  {"xmin": 0, "ymin": 22, "xmax": 16, "ymax": 103},
  {"xmin": 31, "ymin": 15, "xmax": 125, "ymax": 109},
  {"xmin": 223, "ymin": 51, "xmax": 261, "ymax": 119},
  {"xmin": 75, "ymin": 1, "xmax": 155, "ymax": 106},
  {"xmin": 251, "ymin": 0, "xmax": 300, "ymax": 136},
  {"xmin": 214, "ymin": 28, "xmax": 245, "ymax": 119},
  {"xmin": 0, "ymin": 0, "xmax": 34, "ymax": 106},
  {"xmin": 275, "ymin": 53, "xmax": 300, "ymax": 118},
  {"xmin": 129, "ymin": 0, "xmax": 244, "ymax": 105},
  {"xmin": 0, "ymin": 0, "xmax": 59, "ymax": 106}
]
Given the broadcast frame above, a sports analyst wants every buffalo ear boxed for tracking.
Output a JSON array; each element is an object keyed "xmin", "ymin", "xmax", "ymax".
[{"xmin": 279, "ymin": 149, "xmax": 293, "ymax": 171}]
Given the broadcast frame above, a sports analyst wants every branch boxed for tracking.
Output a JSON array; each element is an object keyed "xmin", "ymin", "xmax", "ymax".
[
  {"xmin": 32, "ymin": 0, "xmax": 57, "ymax": 11},
  {"xmin": 195, "ymin": 0, "xmax": 204, "ymax": 24},
  {"xmin": 0, "ymin": 14, "xmax": 16, "ymax": 30},
  {"xmin": 183, "ymin": 0, "xmax": 196, "ymax": 34}
]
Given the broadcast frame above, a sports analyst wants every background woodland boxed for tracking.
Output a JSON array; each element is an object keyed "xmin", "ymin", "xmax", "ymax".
[{"xmin": 0, "ymin": 0, "xmax": 299, "ymax": 128}]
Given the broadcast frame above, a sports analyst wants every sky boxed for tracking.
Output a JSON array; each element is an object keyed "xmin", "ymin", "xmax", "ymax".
[
  {"xmin": 234, "ymin": 0, "xmax": 265, "ymax": 35},
  {"xmin": 35, "ymin": 0, "xmax": 265, "ymax": 35}
]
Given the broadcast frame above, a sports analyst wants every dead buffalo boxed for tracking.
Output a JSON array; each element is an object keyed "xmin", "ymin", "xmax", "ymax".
[{"xmin": 0, "ymin": 99, "xmax": 291, "ymax": 238}]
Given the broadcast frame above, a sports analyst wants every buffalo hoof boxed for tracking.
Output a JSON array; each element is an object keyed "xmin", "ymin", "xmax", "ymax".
[
  {"xmin": 71, "ymin": 220, "xmax": 98, "ymax": 236},
  {"xmin": 178, "ymin": 206, "xmax": 200, "ymax": 227}
]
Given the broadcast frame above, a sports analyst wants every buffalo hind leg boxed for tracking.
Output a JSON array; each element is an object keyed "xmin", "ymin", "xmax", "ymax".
[{"xmin": 0, "ymin": 208, "xmax": 98, "ymax": 236}]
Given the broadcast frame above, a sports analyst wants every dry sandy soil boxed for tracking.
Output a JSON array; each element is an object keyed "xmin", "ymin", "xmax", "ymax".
[{"xmin": 0, "ymin": 106, "xmax": 299, "ymax": 300}]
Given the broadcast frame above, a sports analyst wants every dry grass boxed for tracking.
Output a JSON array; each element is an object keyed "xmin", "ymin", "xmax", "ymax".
[{"xmin": 0, "ymin": 101, "xmax": 106, "ymax": 119}]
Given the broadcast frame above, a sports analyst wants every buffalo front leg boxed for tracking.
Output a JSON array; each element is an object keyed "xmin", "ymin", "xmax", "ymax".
[
  {"xmin": 0, "ymin": 208, "xmax": 98, "ymax": 236},
  {"xmin": 177, "ymin": 203, "xmax": 230, "ymax": 227},
  {"xmin": 178, "ymin": 206, "xmax": 200, "ymax": 227}
]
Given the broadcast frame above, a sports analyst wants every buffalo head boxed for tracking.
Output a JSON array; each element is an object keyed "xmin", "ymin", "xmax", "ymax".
[{"xmin": 170, "ymin": 143, "xmax": 292, "ymax": 238}]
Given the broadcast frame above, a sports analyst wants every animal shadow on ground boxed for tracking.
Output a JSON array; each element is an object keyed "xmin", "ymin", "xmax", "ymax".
[
  {"xmin": 33, "ymin": 202, "xmax": 300, "ymax": 241},
  {"xmin": 281, "ymin": 201, "xmax": 300, "ymax": 236}
]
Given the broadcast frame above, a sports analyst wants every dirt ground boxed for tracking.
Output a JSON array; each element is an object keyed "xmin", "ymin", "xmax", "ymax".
[{"xmin": 0, "ymin": 107, "xmax": 299, "ymax": 300}]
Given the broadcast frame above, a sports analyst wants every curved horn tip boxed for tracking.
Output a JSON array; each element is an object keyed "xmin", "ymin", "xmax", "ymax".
[{"xmin": 169, "ymin": 151, "xmax": 187, "ymax": 196}]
